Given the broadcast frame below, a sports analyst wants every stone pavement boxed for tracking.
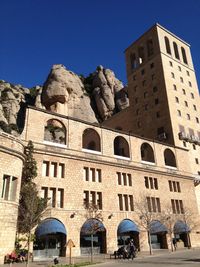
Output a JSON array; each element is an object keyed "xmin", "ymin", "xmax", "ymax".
[{"xmin": 0, "ymin": 248, "xmax": 193, "ymax": 267}]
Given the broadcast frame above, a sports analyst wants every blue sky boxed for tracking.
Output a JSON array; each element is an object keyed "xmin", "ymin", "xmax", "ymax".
[{"xmin": 0, "ymin": 0, "xmax": 200, "ymax": 88}]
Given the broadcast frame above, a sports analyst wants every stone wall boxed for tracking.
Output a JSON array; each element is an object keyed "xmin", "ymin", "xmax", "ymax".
[{"xmin": 0, "ymin": 133, "xmax": 24, "ymax": 264}]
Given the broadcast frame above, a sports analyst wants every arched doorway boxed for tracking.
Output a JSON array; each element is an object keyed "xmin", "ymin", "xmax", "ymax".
[
  {"xmin": 117, "ymin": 219, "xmax": 140, "ymax": 250},
  {"xmin": 33, "ymin": 218, "xmax": 67, "ymax": 259},
  {"xmin": 174, "ymin": 221, "xmax": 190, "ymax": 247},
  {"xmin": 150, "ymin": 221, "xmax": 168, "ymax": 249},
  {"xmin": 80, "ymin": 219, "xmax": 106, "ymax": 254}
]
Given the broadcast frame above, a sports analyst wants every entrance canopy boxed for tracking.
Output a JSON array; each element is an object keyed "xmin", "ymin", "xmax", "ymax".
[
  {"xmin": 81, "ymin": 219, "xmax": 105, "ymax": 235},
  {"xmin": 174, "ymin": 221, "xmax": 190, "ymax": 234},
  {"xmin": 35, "ymin": 219, "xmax": 67, "ymax": 237},
  {"xmin": 150, "ymin": 221, "xmax": 167, "ymax": 234},
  {"xmin": 118, "ymin": 219, "xmax": 139, "ymax": 234}
]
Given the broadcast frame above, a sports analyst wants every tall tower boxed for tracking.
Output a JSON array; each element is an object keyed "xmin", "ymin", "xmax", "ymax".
[{"xmin": 103, "ymin": 23, "xmax": 200, "ymax": 176}]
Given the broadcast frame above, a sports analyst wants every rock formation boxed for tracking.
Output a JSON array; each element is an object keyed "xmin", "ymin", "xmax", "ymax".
[
  {"xmin": 41, "ymin": 64, "xmax": 97, "ymax": 123},
  {"xmin": 88, "ymin": 66, "xmax": 129, "ymax": 120},
  {"xmin": 0, "ymin": 81, "xmax": 32, "ymax": 136},
  {"xmin": 0, "ymin": 64, "xmax": 129, "ymax": 135}
]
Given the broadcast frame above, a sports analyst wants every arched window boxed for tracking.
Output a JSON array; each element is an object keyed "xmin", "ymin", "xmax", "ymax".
[
  {"xmin": 141, "ymin": 143, "xmax": 155, "ymax": 163},
  {"xmin": 173, "ymin": 42, "xmax": 180, "ymax": 60},
  {"xmin": 114, "ymin": 136, "xmax": 130, "ymax": 158},
  {"xmin": 44, "ymin": 119, "xmax": 66, "ymax": 144},
  {"xmin": 130, "ymin": 53, "xmax": 137, "ymax": 69},
  {"xmin": 138, "ymin": 46, "xmax": 145, "ymax": 64},
  {"xmin": 181, "ymin": 47, "xmax": 188, "ymax": 64},
  {"xmin": 164, "ymin": 36, "xmax": 171, "ymax": 55},
  {"xmin": 147, "ymin": 39, "xmax": 154, "ymax": 57},
  {"xmin": 164, "ymin": 149, "xmax": 177, "ymax": 167},
  {"xmin": 82, "ymin": 128, "xmax": 101, "ymax": 152}
]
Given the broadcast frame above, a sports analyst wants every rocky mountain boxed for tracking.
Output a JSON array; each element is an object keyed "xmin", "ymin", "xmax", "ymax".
[{"xmin": 0, "ymin": 64, "xmax": 129, "ymax": 135}]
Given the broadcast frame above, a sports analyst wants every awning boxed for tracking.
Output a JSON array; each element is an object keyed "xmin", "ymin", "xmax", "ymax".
[
  {"xmin": 81, "ymin": 219, "xmax": 105, "ymax": 235},
  {"xmin": 174, "ymin": 221, "xmax": 190, "ymax": 233},
  {"xmin": 35, "ymin": 219, "xmax": 67, "ymax": 237},
  {"xmin": 118, "ymin": 219, "xmax": 139, "ymax": 234},
  {"xmin": 150, "ymin": 221, "xmax": 167, "ymax": 234}
]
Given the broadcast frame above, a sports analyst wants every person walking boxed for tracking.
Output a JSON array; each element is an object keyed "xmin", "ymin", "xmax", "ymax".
[{"xmin": 129, "ymin": 239, "xmax": 136, "ymax": 260}]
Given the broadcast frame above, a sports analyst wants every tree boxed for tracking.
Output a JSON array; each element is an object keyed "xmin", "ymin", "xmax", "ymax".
[
  {"xmin": 83, "ymin": 203, "xmax": 104, "ymax": 263},
  {"xmin": 135, "ymin": 195, "xmax": 160, "ymax": 255},
  {"xmin": 159, "ymin": 206, "xmax": 178, "ymax": 252},
  {"xmin": 17, "ymin": 141, "xmax": 47, "ymax": 267},
  {"xmin": 178, "ymin": 207, "xmax": 200, "ymax": 249}
]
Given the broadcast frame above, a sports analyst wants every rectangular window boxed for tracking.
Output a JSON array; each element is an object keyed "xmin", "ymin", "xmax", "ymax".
[
  {"xmin": 147, "ymin": 197, "xmax": 152, "ymax": 212},
  {"xmin": 169, "ymin": 180, "xmax": 181, "ymax": 192},
  {"xmin": 180, "ymin": 77, "xmax": 184, "ymax": 83},
  {"xmin": 144, "ymin": 176, "xmax": 149, "ymax": 188},
  {"xmin": 146, "ymin": 197, "xmax": 161, "ymax": 212},
  {"xmin": 171, "ymin": 72, "xmax": 175, "ymax": 78},
  {"xmin": 184, "ymin": 101, "xmax": 188, "ymax": 107},
  {"xmin": 84, "ymin": 167, "xmax": 101, "ymax": 183},
  {"xmin": 84, "ymin": 167, "xmax": 89, "ymax": 181},
  {"xmin": 57, "ymin": 188, "xmax": 64, "ymax": 208},
  {"xmin": 117, "ymin": 172, "xmax": 132, "ymax": 186},
  {"xmin": 175, "ymin": 97, "xmax": 179, "ymax": 103},
  {"xmin": 191, "ymin": 93, "xmax": 194, "ymax": 99},
  {"xmin": 169, "ymin": 181, "xmax": 173, "ymax": 191},
  {"xmin": 189, "ymin": 81, "xmax": 192, "ymax": 87},
  {"xmin": 91, "ymin": 191, "xmax": 96, "ymax": 205},
  {"xmin": 128, "ymin": 174, "xmax": 132, "ymax": 186},
  {"xmin": 50, "ymin": 162, "xmax": 57, "ymax": 178},
  {"xmin": 145, "ymin": 176, "xmax": 158, "ymax": 190},
  {"xmin": 129, "ymin": 195, "xmax": 134, "ymax": 211},
  {"xmin": 156, "ymin": 198, "xmax": 161, "ymax": 212},
  {"xmin": 41, "ymin": 187, "xmax": 48, "ymax": 199},
  {"xmin": 58, "ymin": 163, "xmax": 65, "ymax": 178},
  {"xmin": 42, "ymin": 161, "xmax": 50, "ymax": 176},
  {"xmin": 97, "ymin": 192, "xmax": 102, "ymax": 209},
  {"xmin": 171, "ymin": 199, "xmax": 176, "ymax": 214},
  {"xmin": 49, "ymin": 188, "xmax": 56, "ymax": 208},
  {"xmin": 154, "ymin": 178, "xmax": 158, "ymax": 190},
  {"xmin": 91, "ymin": 168, "xmax": 95, "ymax": 182},
  {"xmin": 177, "ymin": 110, "xmax": 181, "ymax": 117},
  {"xmin": 118, "ymin": 194, "xmax": 123, "ymax": 211},
  {"xmin": 96, "ymin": 169, "xmax": 102, "ymax": 182},
  {"xmin": 117, "ymin": 172, "xmax": 122, "ymax": 185},
  {"xmin": 171, "ymin": 199, "xmax": 184, "ymax": 214},
  {"xmin": 182, "ymin": 89, "xmax": 186, "ymax": 95},
  {"xmin": 1, "ymin": 175, "xmax": 18, "ymax": 201},
  {"xmin": 124, "ymin": 195, "xmax": 129, "ymax": 211},
  {"xmin": 83, "ymin": 191, "xmax": 89, "ymax": 206},
  {"xmin": 186, "ymin": 114, "xmax": 190, "ymax": 120},
  {"xmin": 122, "ymin": 173, "xmax": 127, "ymax": 186},
  {"xmin": 118, "ymin": 194, "xmax": 134, "ymax": 211},
  {"xmin": 193, "ymin": 105, "xmax": 197, "ymax": 111}
]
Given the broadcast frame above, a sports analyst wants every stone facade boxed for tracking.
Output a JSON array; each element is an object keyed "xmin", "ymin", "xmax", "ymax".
[
  {"xmin": 0, "ymin": 133, "xmax": 24, "ymax": 263},
  {"xmin": 1, "ymin": 24, "xmax": 200, "ymax": 263}
]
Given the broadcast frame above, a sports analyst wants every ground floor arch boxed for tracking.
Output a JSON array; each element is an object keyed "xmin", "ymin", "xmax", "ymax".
[
  {"xmin": 117, "ymin": 219, "xmax": 140, "ymax": 250},
  {"xmin": 150, "ymin": 220, "xmax": 168, "ymax": 249},
  {"xmin": 33, "ymin": 218, "xmax": 67, "ymax": 259},
  {"xmin": 174, "ymin": 220, "xmax": 190, "ymax": 248},
  {"xmin": 80, "ymin": 218, "xmax": 106, "ymax": 254}
]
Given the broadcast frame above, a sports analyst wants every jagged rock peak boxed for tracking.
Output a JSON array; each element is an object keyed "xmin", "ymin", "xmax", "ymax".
[{"xmin": 84, "ymin": 65, "xmax": 129, "ymax": 121}]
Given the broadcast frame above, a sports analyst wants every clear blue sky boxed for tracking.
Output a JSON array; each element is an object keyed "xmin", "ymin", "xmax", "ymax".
[{"xmin": 0, "ymin": 0, "xmax": 200, "ymax": 88}]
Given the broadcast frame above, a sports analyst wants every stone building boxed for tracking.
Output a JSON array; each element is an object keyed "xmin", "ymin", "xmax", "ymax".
[{"xmin": 0, "ymin": 23, "xmax": 200, "ymax": 263}]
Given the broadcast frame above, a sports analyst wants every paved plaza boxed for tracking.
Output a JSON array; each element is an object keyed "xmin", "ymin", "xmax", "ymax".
[{"xmin": 1, "ymin": 249, "xmax": 200, "ymax": 267}]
